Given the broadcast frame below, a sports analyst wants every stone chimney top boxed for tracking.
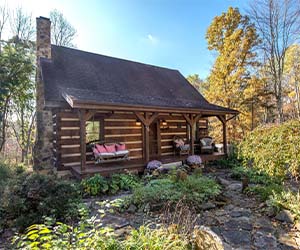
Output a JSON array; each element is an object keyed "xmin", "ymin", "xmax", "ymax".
[{"xmin": 36, "ymin": 16, "xmax": 51, "ymax": 59}]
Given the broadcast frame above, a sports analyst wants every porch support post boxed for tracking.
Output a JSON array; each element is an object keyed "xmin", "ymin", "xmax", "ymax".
[
  {"xmin": 217, "ymin": 115, "xmax": 227, "ymax": 155},
  {"xmin": 79, "ymin": 109, "xmax": 87, "ymax": 172},
  {"xmin": 190, "ymin": 123, "xmax": 195, "ymax": 155},
  {"xmin": 183, "ymin": 114, "xmax": 202, "ymax": 155},
  {"xmin": 134, "ymin": 111, "xmax": 159, "ymax": 162}
]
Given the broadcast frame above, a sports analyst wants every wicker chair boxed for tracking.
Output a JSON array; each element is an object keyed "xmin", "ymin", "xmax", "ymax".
[
  {"xmin": 199, "ymin": 136, "xmax": 215, "ymax": 154},
  {"xmin": 173, "ymin": 136, "xmax": 190, "ymax": 156}
]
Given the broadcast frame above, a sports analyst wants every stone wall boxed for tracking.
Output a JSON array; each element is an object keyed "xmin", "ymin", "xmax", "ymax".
[{"xmin": 33, "ymin": 17, "xmax": 54, "ymax": 171}]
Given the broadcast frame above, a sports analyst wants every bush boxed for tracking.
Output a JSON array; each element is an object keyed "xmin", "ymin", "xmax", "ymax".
[
  {"xmin": 130, "ymin": 174, "xmax": 220, "ymax": 210},
  {"xmin": 81, "ymin": 173, "xmax": 141, "ymax": 196},
  {"xmin": 267, "ymin": 190, "xmax": 300, "ymax": 219},
  {"xmin": 239, "ymin": 120, "xmax": 300, "ymax": 179},
  {"xmin": 231, "ymin": 165, "xmax": 281, "ymax": 185},
  {"xmin": 1, "ymin": 173, "xmax": 81, "ymax": 230},
  {"xmin": 13, "ymin": 221, "xmax": 191, "ymax": 250}
]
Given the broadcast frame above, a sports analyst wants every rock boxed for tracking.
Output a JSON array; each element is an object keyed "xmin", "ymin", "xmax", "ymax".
[
  {"xmin": 278, "ymin": 233, "xmax": 299, "ymax": 249},
  {"xmin": 253, "ymin": 231, "xmax": 277, "ymax": 249},
  {"xmin": 222, "ymin": 229, "xmax": 251, "ymax": 246},
  {"xmin": 295, "ymin": 221, "xmax": 300, "ymax": 231},
  {"xmin": 201, "ymin": 201, "xmax": 216, "ymax": 210},
  {"xmin": 101, "ymin": 214, "xmax": 129, "ymax": 229},
  {"xmin": 194, "ymin": 226, "xmax": 224, "ymax": 250},
  {"xmin": 275, "ymin": 209, "xmax": 295, "ymax": 224},
  {"xmin": 254, "ymin": 217, "xmax": 275, "ymax": 234},
  {"xmin": 127, "ymin": 204, "xmax": 137, "ymax": 213},
  {"xmin": 224, "ymin": 217, "xmax": 253, "ymax": 231},
  {"xmin": 230, "ymin": 209, "xmax": 251, "ymax": 218},
  {"xmin": 216, "ymin": 177, "xmax": 231, "ymax": 186},
  {"xmin": 227, "ymin": 182, "xmax": 243, "ymax": 192}
]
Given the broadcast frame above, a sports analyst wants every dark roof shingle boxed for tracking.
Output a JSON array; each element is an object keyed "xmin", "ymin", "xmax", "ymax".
[{"xmin": 40, "ymin": 45, "xmax": 238, "ymax": 114}]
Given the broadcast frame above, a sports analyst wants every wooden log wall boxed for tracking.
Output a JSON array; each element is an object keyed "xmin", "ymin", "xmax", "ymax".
[
  {"xmin": 159, "ymin": 114, "xmax": 187, "ymax": 156},
  {"xmin": 53, "ymin": 110, "xmax": 143, "ymax": 170},
  {"xmin": 52, "ymin": 110, "xmax": 209, "ymax": 171},
  {"xmin": 104, "ymin": 112, "xmax": 143, "ymax": 160}
]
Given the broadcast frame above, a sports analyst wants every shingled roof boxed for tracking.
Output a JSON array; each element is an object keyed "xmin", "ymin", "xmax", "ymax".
[{"xmin": 40, "ymin": 45, "xmax": 238, "ymax": 114}]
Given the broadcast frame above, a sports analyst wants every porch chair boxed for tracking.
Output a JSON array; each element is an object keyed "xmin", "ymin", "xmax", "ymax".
[
  {"xmin": 173, "ymin": 136, "xmax": 190, "ymax": 156},
  {"xmin": 199, "ymin": 136, "xmax": 215, "ymax": 154}
]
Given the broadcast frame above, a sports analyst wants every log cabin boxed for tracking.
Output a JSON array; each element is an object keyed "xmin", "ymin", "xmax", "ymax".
[{"xmin": 34, "ymin": 17, "xmax": 238, "ymax": 178}]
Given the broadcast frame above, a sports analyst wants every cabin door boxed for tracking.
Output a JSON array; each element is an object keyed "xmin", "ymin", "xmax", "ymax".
[{"xmin": 149, "ymin": 121, "xmax": 159, "ymax": 158}]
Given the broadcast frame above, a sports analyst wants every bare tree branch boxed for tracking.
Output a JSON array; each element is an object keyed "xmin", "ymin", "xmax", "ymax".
[{"xmin": 50, "ymin": 9, "xmax": 76, "ymax": 47}]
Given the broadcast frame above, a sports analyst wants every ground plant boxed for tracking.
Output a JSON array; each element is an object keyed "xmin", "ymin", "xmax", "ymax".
[
  {"xmin": 81, "ymin": 173, "xmax": 141, "ymax": 196},
  {"xmin": 130, "ymin": 173, "xmax": 220, "ymax": 210},
  {"xmin": 0, "ymin": 172, "xmax": 82, "ymax": 231}
]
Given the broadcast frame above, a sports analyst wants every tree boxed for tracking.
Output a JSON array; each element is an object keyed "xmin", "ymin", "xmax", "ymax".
[
  {"xmin": 205, "ymin": 7, "xmax": 260, "ymax": 140},
  {"xmin": 186, "ymin": 74, "xmax": 208, "ymax": 94},
  {"xmin": 0, "ymin": 42, "xmax": 34, "ymax": 152},
  {"xmin": 10, "ymin": 8, "xmax": 34, "ymax": 43},
  {"xmin": 50, "ymin": 9, "xmax": 76, "ymax": 47},
  {"xmin": 248, "ymin": 0, "xmax": 300, "ymax": 123},
  {"xmin": 0, "ymin": 4, "xmax": 9, "ymax": 52},
  {"xmin": 284, "ymin": 44, "xmax": 300, "ymax": 119}
]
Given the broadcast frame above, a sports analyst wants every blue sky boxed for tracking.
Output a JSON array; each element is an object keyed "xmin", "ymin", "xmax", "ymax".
[{"xmin": 3, "ymin": 0, "xmax": 248, "ymax": 78}]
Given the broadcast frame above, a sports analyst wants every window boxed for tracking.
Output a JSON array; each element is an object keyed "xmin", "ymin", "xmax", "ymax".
[{"xmin": 86, "ymin": 120, "xmax": 100, "ymax": 143}]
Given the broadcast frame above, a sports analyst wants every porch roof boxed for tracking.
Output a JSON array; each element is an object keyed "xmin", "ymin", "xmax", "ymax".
[{"xmin": 41, "ymin": 45, "xmax": 238, "ymax": 115}]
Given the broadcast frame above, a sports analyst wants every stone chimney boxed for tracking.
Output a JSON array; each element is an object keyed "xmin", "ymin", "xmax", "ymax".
[
  {"xmin": 34, "ymin": 16, "xmax": 53, "ymax": 171},
  {"xmin": 36, "ymin": 17, "xmax": 51, "ymax": 59}
]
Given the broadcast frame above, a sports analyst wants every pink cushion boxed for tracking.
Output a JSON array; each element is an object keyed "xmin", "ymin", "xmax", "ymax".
[
  {"xmin": 105, "ymin": 144, "xmax": 116, "ymax": 153},
  {"xmin": 93, "ymin": 147, "xmax": 99, "ymax": 155},
  {"xmin": 116, "ymin": 143, "xmax": 126, "ymax": 151},
  {"xmin": 96, "ymin": 144, "xmax": 107, "ymax": 153}
]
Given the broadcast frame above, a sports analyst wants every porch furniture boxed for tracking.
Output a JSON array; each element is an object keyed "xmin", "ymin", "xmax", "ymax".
[
  {"xmin": 173, "ymin": 136, "xmax": 190, "ymax": 156},
  {"xmin": 88, "ymin": 141, "xmax": 129, "ymax": 163},
  {"xmin": 199, "ymin": 136, "xmax": 215, "ymax": 154}
]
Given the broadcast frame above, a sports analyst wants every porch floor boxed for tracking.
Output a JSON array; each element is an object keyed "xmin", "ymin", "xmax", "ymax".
[{"xmin": 70, "ymin": 152, "xmax": 225, "ymax": 179}]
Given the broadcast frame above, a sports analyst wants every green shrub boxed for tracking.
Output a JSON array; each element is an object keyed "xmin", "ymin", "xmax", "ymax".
[
  {"xmin": 1, "ymin": 173, "xmax": 81, "ymax": 230},
  {"xmin": 239, "ymin": 120, "xmax": 300, "ymax": 179},
  {"xmin": 130, "ymin": 174, "xmax": 220, "ymax": 209},
  {"xmin": 267, "ymin": 190, "xmax": 300, "ymax": 219},
  {"xmin": 81, "ymin": 173, "xmax": 141, "ymax": 196},
  {"xmin": 231, "ymin": 165, "xmax": 281, "ymax": 185},
  {"xmin": 81, "ymin": 174, "xmax": 109, "ymax": 196},
  {"xmin": 13, "ymin": 222, "xmax": 191, "ymax": 250},
  {"xmin": 245, "ymin": 183, "xmax": 284, "ymax": 201}
]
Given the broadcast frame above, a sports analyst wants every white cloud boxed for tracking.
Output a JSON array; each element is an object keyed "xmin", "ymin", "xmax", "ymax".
[{"xmin": 147, "ymin": 34, "xmax": 159, "ymax": 45}]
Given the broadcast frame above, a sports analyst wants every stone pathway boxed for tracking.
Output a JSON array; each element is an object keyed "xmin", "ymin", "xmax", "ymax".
[
  {"xmin": 84, "ymin": 167, "xmax": 300, "ymax": 250},
  {"xmin": 202, "ymin": 168, "xmax": 300, "ymax": 250}
]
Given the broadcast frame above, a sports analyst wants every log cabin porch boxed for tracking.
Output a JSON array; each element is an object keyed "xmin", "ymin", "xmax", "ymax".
[
  {"xmin": 53, "ymin": 104, "xmax": 237, "ymax": 179},
  {"xmin": 70, "ymin": 152, "xmax": 226, "ymax": 179}
]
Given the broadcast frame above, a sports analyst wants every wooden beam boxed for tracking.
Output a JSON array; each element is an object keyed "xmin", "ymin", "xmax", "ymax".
[
  {"xmin": 190, "ymin": 123, "xmax": 195, "ymax": 155},
  {"xmin": 217, "ymin": 115, "xmax": 228, "ymax": 155},
  {"xmin": 79, "ymin": 109, "xmax": 87, "ymax": 171},
  {"xmin": 222, "ymin": 121, "xmax": 227, "ymax": 155},
  {"xmin": 156, "ymin": 121, "xmax": 161, "ymax": 156},
  {"xmin": 183, "ymin": 114, "xmax": 192, "ymax": 126},
  {"xmin": 144, "ymin": 113, "xmax": 150, "ymax": 162},
  {"xmin": 148, "ymin": 112, "xmax": 159, "ymax": 126},
  {"xmin": 134, "ymin": 112, "xmax": 147, "ymax": 125}
]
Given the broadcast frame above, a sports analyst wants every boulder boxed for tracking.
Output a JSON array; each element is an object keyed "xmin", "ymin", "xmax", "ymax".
[{"xmin": 275, "ymin": 209, "xmax": 295, "ymax": 224}]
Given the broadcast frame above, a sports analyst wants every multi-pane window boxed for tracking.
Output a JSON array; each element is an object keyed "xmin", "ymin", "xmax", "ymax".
[{"xmin": 86, "ymin": 120, "xmax": 100, "ymax": 142}]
